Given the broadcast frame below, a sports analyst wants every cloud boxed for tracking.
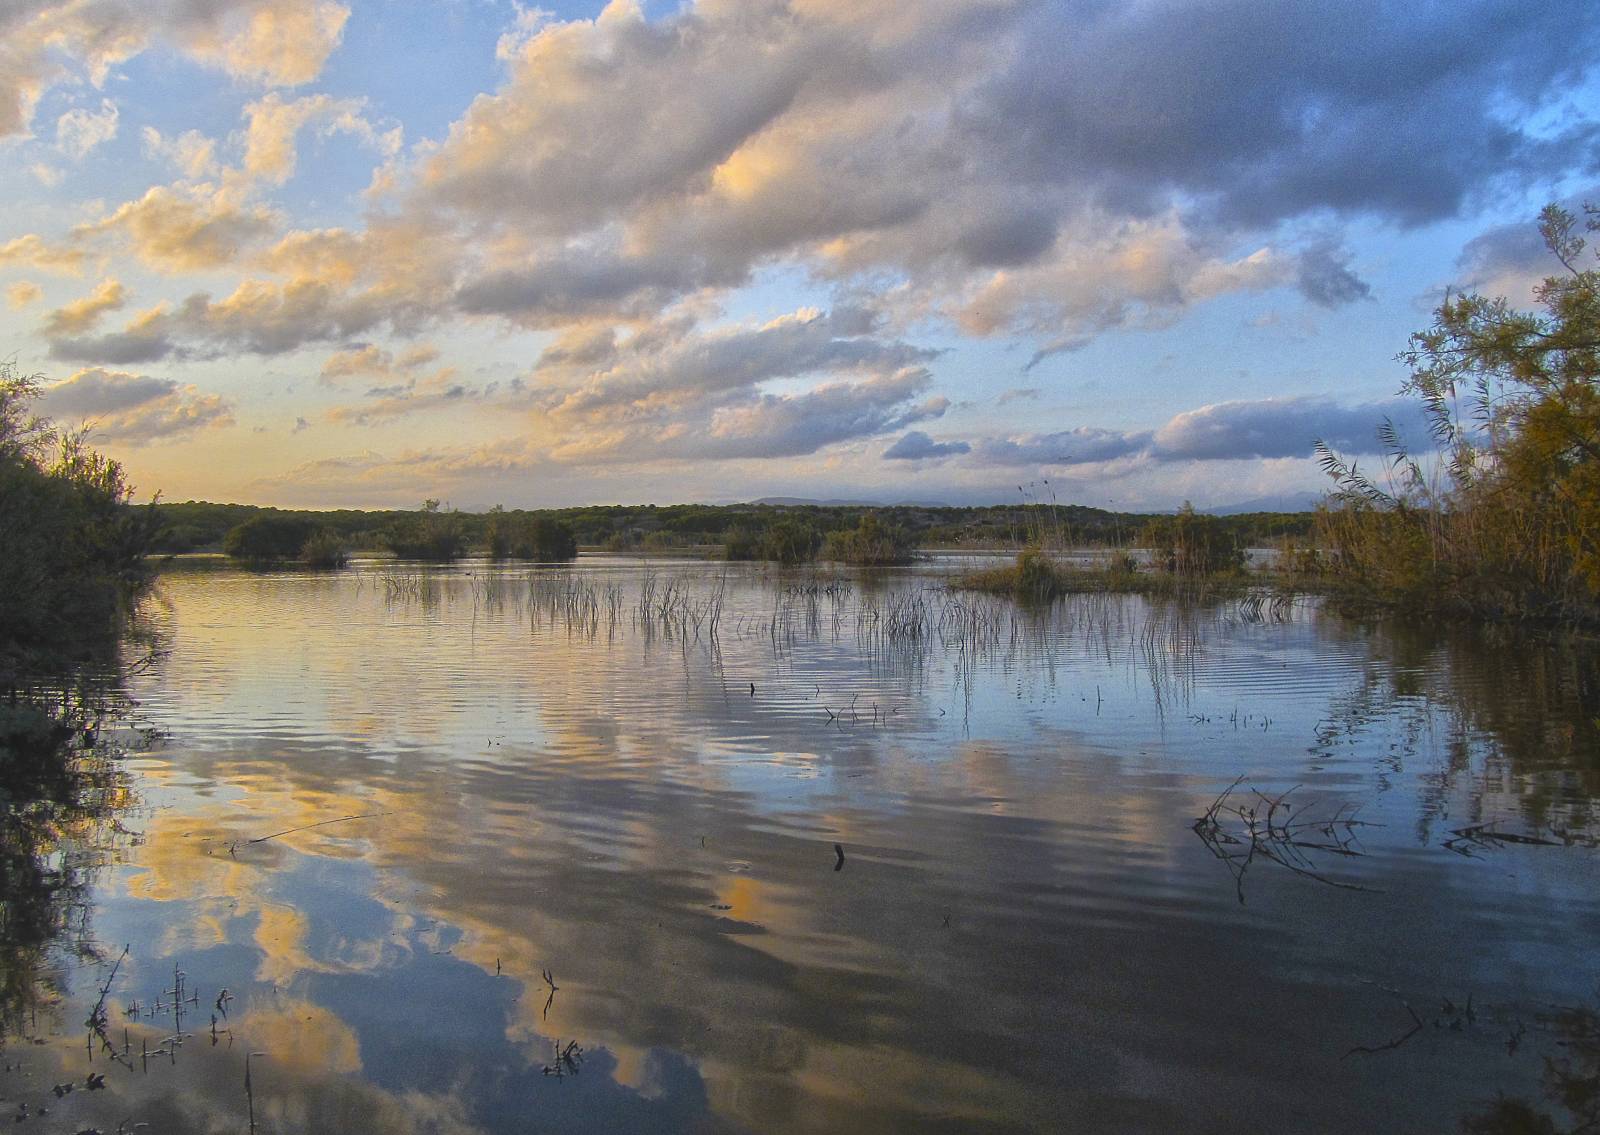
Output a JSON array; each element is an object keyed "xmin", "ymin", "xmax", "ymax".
[
  {"xmin": 236, "ymin": 92, "xmax": 399, "ymax": 188},
  {"xmin": 883, "ymin": 430, "xmax": 971, "ymax": 460},
  {"xmin": 964, "ymin": 395, "xmax": 1430, "ymax": 469},
  {"xmin": 36, "ymin": 367, "xmax": 234, "ymax": 444},
  {"xmin": 55, "ymin": 98, "xmax": 119, "ymax": 158},
  {"xmin": 326, "ymin": 369, "xmax": 490, "ymax": 426},
  {"xmin": 0, "ymin": 233, "xmax": 88, "ymax": 275},
  {"xmin": 6, "ymin": 281, "xmax": 42, "ymax": 309},
  {"xmin": 72, "ymin": 186, "xmax": 278, "ymax": 272},
  {"xmin": 0, "ymin": 2, "xmax": 350, "ymax": 140},
  {"xmin": 1152, "ymin": 396, "xmax": 1426, "ymax": 460},
  {"xmin": 42, "ymin": 278, "xmax": 127, "ymax": 336},
  {"xmin": 1295, "ymin": 239, "xmax": 1372, "ymax": 308},
  {"xmin": 972, "ymin": 426, "xmax": 1154, "ymax": 467},
  {"xmin": 141, "ymin": 127, "xmax": 220, "ymax": 179}
]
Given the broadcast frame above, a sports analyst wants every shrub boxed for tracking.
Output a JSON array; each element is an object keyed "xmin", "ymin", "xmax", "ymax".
[
  {"xmin": 299, "ymin": 528, "xmax": 349, "ymax": 569},
  {"xmin": 0, "ymin": 365, "xmax": 159, "ymax": 669},
  {"xmin": 385, "ymin": 500, "xmax": 467, "ymax": 562},
  {"xmin": 723, "ymin": 525, "xmax": 760, "ymax": 561},
  {"xmin": 1141, "ymin": 503, "xmax": 1243, "ymax": 576},
  {"xmin": 223, "ymin": 514, "xmax": 317, "ymax": 563},
  {"xmin": 759, "ymin": 518, "xmax": 821, "ymax": 565},
  {"xmin": 821, "ymin": 513, "xmax": 918, "ymax": 566},
  {"xmin": 485, "ymin": 507, "xmax": 578, "ymax": 561}
]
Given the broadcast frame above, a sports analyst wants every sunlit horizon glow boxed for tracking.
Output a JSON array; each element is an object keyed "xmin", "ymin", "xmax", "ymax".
[{"xmin": 2, "ymin": 0, "xmax": 1595, "ymax": 510}]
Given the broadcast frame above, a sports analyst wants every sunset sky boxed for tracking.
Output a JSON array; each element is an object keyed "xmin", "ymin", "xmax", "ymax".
[{"xmin": 2, "ymin": 0, "xmax": 1596, "ymax": 509}]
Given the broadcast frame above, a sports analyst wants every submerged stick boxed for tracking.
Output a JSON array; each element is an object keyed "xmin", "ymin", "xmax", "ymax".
[{"xmin": 247, "ymin": 811, "xmax": 393, "ymax": 844}]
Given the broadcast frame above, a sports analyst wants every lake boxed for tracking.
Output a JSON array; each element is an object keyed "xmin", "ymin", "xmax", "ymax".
[{"xmin": 4, "ymin": 558, "xmax": 1598, "ymax": 1134}]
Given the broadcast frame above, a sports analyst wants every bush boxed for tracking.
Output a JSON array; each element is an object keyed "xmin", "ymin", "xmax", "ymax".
[
  {"xmin": 223, "ymin": 514, "xmax": 317, "ymax": 563},
  {"xmin": 0, "ymin": 365, "xmax": 159, "ymax": 670},
  {"xmin": 299, "ymin": 528, "xmax": 349, "ymax": 569},
  {"xmin": 759, "ymin": 518, "xmax": 821, "ymax": 565},
  {"xmin": 385, "ymin": 500, "xmax": 467, "ymax": 562},
  {"xmin": 1141, "ymin": 503, "xmax": 1243, "ymax": 575},
  {"xmin": 821, "ymin": 513, "xmax": 918, "ymax": 566},
  {"xmin": 485, "ymin": 507, "xmax": 578, "ymax": 561},
  {"xmin": 723, "ymin": 525, "xmax": 760, "ymax": 561}
]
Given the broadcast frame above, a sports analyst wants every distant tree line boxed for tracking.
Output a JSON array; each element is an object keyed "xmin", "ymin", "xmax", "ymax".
[{"xmin": 151, "ymin": 497, "xmax": 1313, "ymax": 565}]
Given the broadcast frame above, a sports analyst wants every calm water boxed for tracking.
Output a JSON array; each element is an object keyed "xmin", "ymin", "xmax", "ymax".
[{"xmin": 4, "ymin": 559, "xmax": 1599, "ymax": 1134}]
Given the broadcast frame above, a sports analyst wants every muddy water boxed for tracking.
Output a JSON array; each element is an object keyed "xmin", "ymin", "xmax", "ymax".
[{"xmin": 3, "ymin": 559, "xmax": 1598, "ymax": 1134}]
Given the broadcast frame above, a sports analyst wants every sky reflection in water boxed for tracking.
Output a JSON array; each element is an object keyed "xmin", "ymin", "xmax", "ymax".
[{"xmin": 5, "ymin": 560, "xmax": 1599, "ymax": 1134}]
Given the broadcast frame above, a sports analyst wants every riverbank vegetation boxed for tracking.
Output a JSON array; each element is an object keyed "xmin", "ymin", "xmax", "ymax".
[
  {"xmin": 1312, "ymin": 204, "xmax": 1600, "ymax": 628},
  {"xmin": 954, "ymin": 505, "xmax": 1249, "ymax": 600},
  {"xmin": 0, "ymin": 364, "xmax": 158, "ymax": 675}
]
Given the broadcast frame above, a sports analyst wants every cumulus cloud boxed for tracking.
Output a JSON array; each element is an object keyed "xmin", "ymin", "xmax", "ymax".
[
  {"xmin": 0, "ymin": 2, "xmax": 349, "ymax": 139},
  {"xmin": 55, "ymin": 98, "xmax": 119, "ymax": 158},
  {"xmin": 883, "ymin": 430, "xmax": 971, "ymax": 460},
  {"xmin": 0, "ymin": 233, "xmax": 87, "ymax": 275},
  {"xmin": 42, "ymin": 278, "xmax": 127, "ymax": 336},
  {"xmin": 36, "ymin": 367, "xmax": 234, "ymax": 444},
  {"xmin": 71, "ymin": 186, "xmax": 278, "ymax": 272}
]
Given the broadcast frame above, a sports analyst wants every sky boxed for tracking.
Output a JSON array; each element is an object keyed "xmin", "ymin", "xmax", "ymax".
[{"xmin": 1, "ymin": 0, "xmax": 1596, "ymax": 511}]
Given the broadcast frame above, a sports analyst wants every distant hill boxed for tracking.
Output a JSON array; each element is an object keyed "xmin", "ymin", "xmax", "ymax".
[
  {"xmin": 749, "ymin": 496, "xmax": 954, "ymax": 508},
  {"xmin": 1205, "ymin": 492, "xmax": 1322, "ymax": 516}
]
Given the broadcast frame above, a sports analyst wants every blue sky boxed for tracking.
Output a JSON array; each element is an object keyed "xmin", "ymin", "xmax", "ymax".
[{"xmin": 1, "ymin": 0, "xmax": 1595, "ymax": 509}]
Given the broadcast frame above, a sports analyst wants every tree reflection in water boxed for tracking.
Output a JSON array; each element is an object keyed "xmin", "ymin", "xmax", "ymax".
[{"xmin": 0, "ymin": 683, "xmax": 136, "ymax": 1041}]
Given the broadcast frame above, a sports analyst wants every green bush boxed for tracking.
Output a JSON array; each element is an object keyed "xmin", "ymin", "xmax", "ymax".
[
  {"xmin": 385, "ymin": 500, "xmax": 467, "ymax": 562},
  {"xmin": 0, "ymin": 365, "xmax": 158, "ymax": 670},
  {"xmin": 821, "ymin": 513, "xmax": 918, "ymax": 566},
  {"xmin": 485, "ymin": 507, "xmax": 578, "ymax": 561},
  {"xmin": 1141, "ymin": 504, "xmax": 1243, "ymax": 575},
  {"xmin": 723, "ymin": 525, "xmax": 760, "ymax": 560},
  {"xmin": 759, "ymin": 518, "xmax": 821, "ymax": 565},
  {"xmin": 299, "ymin": 528, "xmax": 349, "ymax": 569},
  {"xmin": 223, "ymin": 514, "xmax": 318, "ymax": 563}
]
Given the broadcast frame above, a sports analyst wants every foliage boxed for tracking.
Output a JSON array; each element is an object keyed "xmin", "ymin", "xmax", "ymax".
[
  {"xmin": 820, "ymin": 513, "xmax": 918, "ymax": 566},
  {"xmin": 486, "ymin": 506, "xmax": 578, "ymax": 561},
  {"xmin": 723, "ymin": 524, "xmax": 760, "ymax": 560},
  {"xmin": 385, "ymin": 499, "xmax": 468, "ymax": 562},
  {"xmin": 1317, "ymin": 204, "xmax": 1600, "ymax": 625},
  {"xmin": 759, "ymin": 518, "xmax": 822, "ymax": 565},
  {"xmin": 149, "ymin": 498, "xmax": 1312, "ymax": 556},
  {"xmin": 223, "ymin": 513, "xmax": 319, "ymax": 563},
  {"xmin": 1141, "ymin": 503, "xmax": 1244, "ymax": 575},
  {"xmin": 299, "ymin": 528, "xmax": 349, "ymax": 569},
  {"xmin": 0, "ymin": 364, "xmax": 158, "ymax": 670}
]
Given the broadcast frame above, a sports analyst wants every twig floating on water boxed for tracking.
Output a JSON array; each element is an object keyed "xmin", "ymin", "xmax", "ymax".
[{"xmin": 247, "ymin": 811, "xmax": 393, "ymax": 844}]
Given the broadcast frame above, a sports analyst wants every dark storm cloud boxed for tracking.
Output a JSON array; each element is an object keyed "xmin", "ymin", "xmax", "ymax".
[{"xmin": 965, "ymin": 0, "xmax": 1600, "ymax": 229}]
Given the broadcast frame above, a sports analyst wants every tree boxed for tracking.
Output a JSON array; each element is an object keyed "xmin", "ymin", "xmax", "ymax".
[{"xmin": 1318, "ymin": 204, "xmax": 1600, "ymax": 621}]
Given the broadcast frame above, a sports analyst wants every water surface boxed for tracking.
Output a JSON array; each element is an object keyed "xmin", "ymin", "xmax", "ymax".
[{"xmin": 4, "ymin": 560, "xmax": 1598, "ymax": 1133}]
